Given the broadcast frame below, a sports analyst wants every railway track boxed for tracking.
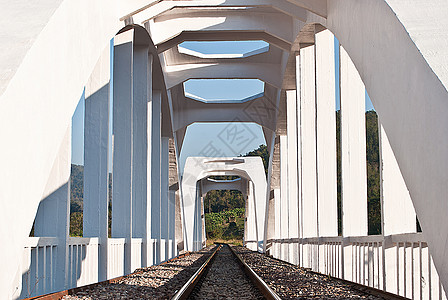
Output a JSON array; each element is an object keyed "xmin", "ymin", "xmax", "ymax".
[
  {"xmin": 27, "ymin": 244, "xmax": 410, "ymax": 299},
  {"xmin": 172, "ymin": 244, "xmax": 280, "ymax": 300}
]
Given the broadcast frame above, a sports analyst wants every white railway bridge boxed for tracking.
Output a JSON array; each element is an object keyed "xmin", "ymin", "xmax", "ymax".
[{"xmin": 1, "ymin": 0, "xmax": 448, "ymax": 299}]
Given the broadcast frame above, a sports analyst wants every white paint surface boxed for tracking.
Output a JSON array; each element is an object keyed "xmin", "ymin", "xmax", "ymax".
[
  {"xmin": 340, "ymin": 46, "xmax": 367, "ymax": 237},
  {"xmin": 300, "ymin": 45, "xmax": 318, "ymax": 238},
  {"xmin": 315, "ymin": 29, "xmax": 338, "ymax": 237}
]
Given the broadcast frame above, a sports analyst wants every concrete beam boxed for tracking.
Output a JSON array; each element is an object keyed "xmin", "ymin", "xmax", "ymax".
[
  {"xmin": 148, "ymin": 10, "xmax": 295, "ymax": 47},
  {"xmin": 130, "ymin": 0, "xmax": 312, "ymax": 25},
  {"xmin": 164, "ymin": 62, "xmax": 283, "ymax": 89}
]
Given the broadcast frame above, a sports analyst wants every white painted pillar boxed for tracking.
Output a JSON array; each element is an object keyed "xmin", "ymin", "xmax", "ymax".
[
  {"xmin": 340, "ymin": 46, "xmax": 368, "ymax": 237},
  {"xmin": 112, "ymin": 30, "xmax": 134, "ymax": 274},
  {"xmin": 246, "ymin": 181, "xmax": 258, "ymax": 251},
  {"xmin": 83, "ymin": 45, "xmax": 110, "ymax": 281},
  {"xmin": 131, "ymin": 45, "xmax": 150, "ymax": 272},
  {"xmin": 279, "ymin": 134, "xmax": 289, "ymax": 261},
  {"xmin": 144, "ymin": 55, "xmax": 154, "ymax": 267},
  {"xmin": 379, "ymin": 123, "xmax": 416, "ymax": 235},
  {"xmin": 286, "ymin": 90, "xmax": 299, "ymax": 265},
  {"xmin": 315, "ymin": 29, "xmax": 338, "ymax": 238},
  {"xmin": 160, "ymin": 136, "xmax": 169, "ymax": 262},
  {"xmin": 295, "ymin": 53, "xmax": 303, "ymax": 266},
  {"xmin": 34, "ymin": 126, "xmax": 71, "ymax": 291},
  {"xmin": 340, "ymin": 46, "xmax": 367, "ymax": 281},
  {"xmin": 194, "ymin": 182, "xmax": 202, "ymax": 251},
  {"xmin": 300, "ymin": 45, "xmax": 318, "ymax": 239},
  {"xmin": 150, "ymin": 90, "xmax": 162, "ymax": 263},
  {"xmin": 380, "ymin": 122, "xmax": 417, "ymax": 293}
]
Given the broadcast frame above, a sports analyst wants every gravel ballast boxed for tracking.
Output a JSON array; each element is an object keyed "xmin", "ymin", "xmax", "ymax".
[
  {"xmin": 62, "ymin": 246, "xmax": 216, "ymax": 300},
  {"xmin": 187, "ymin": 245, "xmax": 264, "ymax": 300},
  {"xmin": 232, "ymin": 245, "xmax": 384, "ymax": 299}
]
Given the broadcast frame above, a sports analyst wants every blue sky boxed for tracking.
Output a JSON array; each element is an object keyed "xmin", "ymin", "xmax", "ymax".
[{"xmin": 71, "ymin": 38, "xmax": 375, "ymax": 166}]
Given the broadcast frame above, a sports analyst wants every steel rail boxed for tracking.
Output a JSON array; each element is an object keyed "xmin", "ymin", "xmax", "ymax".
[
  {"xmin": 228, "ymin": 245, "xmax": 282, "ymax": 300},
  {"xmin": 171, "ymin": 244, "xmax": 222, "ymax": 300}
]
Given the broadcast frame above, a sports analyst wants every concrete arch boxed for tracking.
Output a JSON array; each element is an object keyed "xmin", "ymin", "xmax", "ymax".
[
  {"xmin": 181, "ymin": 157, "xmax": 267, "ymax": 252},
  {"xmin": 321, "ymin": 0, "xmax": 448, "ymax": 291}
]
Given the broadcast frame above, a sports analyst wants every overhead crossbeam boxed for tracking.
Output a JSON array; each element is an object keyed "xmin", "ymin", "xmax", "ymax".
[
  {"xmin": 157, "ymin": 31, "xmax": 292, "ymax": 53},
  {"xmin": 164, "ymin": 62, "xmax": 283, "ymax": 89},
  {"xmin": 120, "ymin": 0, "xmax": 325, "ymax": 24},
  {"xmin": 148, "ymin": 10, "xmax": 295, "ymax": 49},
  {"xmin": 169, "ymin": 83, "xmax": 279, "ymax": 132}
]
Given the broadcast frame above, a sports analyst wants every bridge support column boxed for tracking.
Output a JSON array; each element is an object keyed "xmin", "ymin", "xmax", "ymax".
[
  {"xmin": 315, "ymin": 29, "xmax": 338, "ymax": 273},
  {"xmin": 340, "ymin": 45, "xmax": 368, "ymax": 236},
  {"xmin": 279, "ymin": 134, "xmax": 289, "ymax": 262},
  {"xmin": 295, "ymin": 53, "xmax": 303, "ymax": 267},
  {"xmin": 131, "ymin": 44, "xmax": 151, "ymax": 272},
  {"xmin": 34, "ymin": 126, "xmax": 71, "ymax": 291},
  {"xmin": 286, "ymin": 90, "xmax": 299, "ymax": 265},
  {"xmin": 300, "ymin": 44, "xmax": 318, "ymax": 241},
  {"xmin": 150, "ymin": 90, "xmax": 162, "ymax": 263},
  {"xmin": 340, "ymin": 45, "xmax": 368, "ymax": 280},
  {"xmin": 299, "ymin": 44, "xmax": 319, "ymax": 270},
  {"xmin": 112, "ymin": 29, "xmax": 152, "ymax": 274},
  {"xmin": 144, "ymin": 55, "xmax": 154, "ymax": 267},
  {"xmin": 380, "ymin": 121, "xmax": 417, "ymax": 294},
  {"xmin": 160, "ymin": 136, "xmax": 170, "ymax": 262},
  {"xmin": 84, "ymin": 44, "xmax": 110, "ymax": 281},
  {"xmin": 112, "ymin": 30, "xmax": 134, "ymax": 275}
]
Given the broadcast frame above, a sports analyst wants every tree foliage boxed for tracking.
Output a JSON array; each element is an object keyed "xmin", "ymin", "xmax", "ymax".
[
  {"xmin": 205, "ymin": 208, "xmax": 245, "ymax": 240},
  {"xmin": 336, "ymin": 110, "xmax": 381, "ymax": 235}
]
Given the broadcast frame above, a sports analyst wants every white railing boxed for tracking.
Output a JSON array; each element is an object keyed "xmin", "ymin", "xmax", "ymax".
[
  {"xmin": 131, "ymin": 238, "xmax": 143, "ymax": 272},
  {"xmin": 107, "ymin": 238, "xmax": 125, "ymax": 279},
  {"xmin": 18, "ymin": 237, "xmax": 178, "ymax": 299},
  {"xmin": 67, "ymin": 237, "xmax": 99, "ymax": 288},
  {"xmin": 269, "ymin": 233, "xmax": 447, "ymax": 300},
  {"xmin": 19, "ymin": 237, "xmax": 59, "ymax": 299}
]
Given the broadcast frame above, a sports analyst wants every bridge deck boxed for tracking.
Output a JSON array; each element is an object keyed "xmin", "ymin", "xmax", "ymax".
[{"xmin": 51, "ymin": 245, "xmax": 404, "ymax": 300}]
